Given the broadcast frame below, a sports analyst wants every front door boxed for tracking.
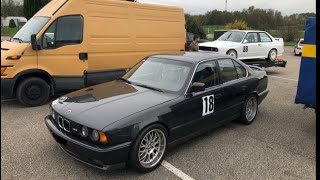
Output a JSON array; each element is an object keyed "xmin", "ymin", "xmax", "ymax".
[
  {"xmin": 37, "ymin": 15, "xmax": 88, "ymax": 93},
  {"xmin": 243, "ymin": 32, "xmax": 261, "ymax": 58},
  {"xmin": 169, "ymin": 60, "xmax": 224, "ymax": 140}
]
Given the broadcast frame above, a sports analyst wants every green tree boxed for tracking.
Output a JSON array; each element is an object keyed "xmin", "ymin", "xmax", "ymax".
[
  {"xmin": 24, "ymin": 0, "xmax": 51, "ymax": 20},
  {"xmin": 225, "ymin": 20, "xmax": 250, "ymax": 30},
  {"xmin": 1, "ymin": 0, "xmax": 19, "ymax": 17},
  {"xmin": 185, "ymin": 14, "xmax": 206, "ymax": 39},
  {"xmin": 9, "ymin": 19, "xmax": 17, "ymax": 28}
]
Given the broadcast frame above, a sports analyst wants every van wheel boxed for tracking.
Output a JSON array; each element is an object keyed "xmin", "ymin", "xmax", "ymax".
[
  {"xmin": 16, "ymin": 77, "xmax": 50, "ymax": 107},
  {"xmin": 129, "ymin": 124, "xmax": 168, "ymax": 173}
]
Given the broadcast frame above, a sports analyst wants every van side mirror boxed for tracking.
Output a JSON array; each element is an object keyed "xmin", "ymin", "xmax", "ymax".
[
  {"xmin": 243, "ymin": 39, "xmax": 248, "ymax": 44},
  {"xmin": 31, "ymin": 34, "xmax": 38, "ymax": 50},
  {"xmin": 188, "ymin": 82, "xmax": 205, "ymax": 93}
]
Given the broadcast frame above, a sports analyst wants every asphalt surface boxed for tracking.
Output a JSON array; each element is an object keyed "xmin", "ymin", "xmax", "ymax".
[{"xmin": 1, "ymin": 46, "xmax": 316, "ymax": 180}]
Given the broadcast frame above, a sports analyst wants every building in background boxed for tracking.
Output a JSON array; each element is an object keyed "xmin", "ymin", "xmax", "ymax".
[{"xmin": 1, "ymin": 16, "xmax": 27, "ymax": 27}]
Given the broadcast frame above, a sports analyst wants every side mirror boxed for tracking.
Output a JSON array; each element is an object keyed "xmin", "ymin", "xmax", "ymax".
[
  {"xmin": 31, "ymin": 34, "xmax": 38, "ymax": 50},
  {"xmin": 243, "ymin": 39, "xmax": 248, "ymax": 44},
  {"xmin": 189, "ymin": 82, "xmax": 205, "ymax": 93}
]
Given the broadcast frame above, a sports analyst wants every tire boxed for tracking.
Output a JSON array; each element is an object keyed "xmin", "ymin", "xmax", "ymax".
[
  {"xmin": 268, "ymin": 49, "xmax": 277, "ymax": 61},
  {"xmin": 239, "ymin": 94, "xmax": 258, "ymax": 125},
  {"xmin": 16, "ymin": 77, "xmax": 50, "ymax": 107},
  {"xmin": 227, "ymin": 50, "xmax": 238, "ymax": 58},
  {"xmin": 129, "ymin": 124, "xmax": 168, "ymax": 173}
]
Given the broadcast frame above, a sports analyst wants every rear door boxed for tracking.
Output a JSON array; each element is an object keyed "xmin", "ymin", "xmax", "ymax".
[
  {"xmin": 37, "ymin": 15, "xmax": 87, "ymax": 92},
  {"xmin": 216, "ymin": 58, "xmax": 249, "ymax": 122}
]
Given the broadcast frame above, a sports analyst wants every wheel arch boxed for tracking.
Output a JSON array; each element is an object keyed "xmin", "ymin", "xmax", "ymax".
[{"xmin": 13, "ymin": 69, "xmax": 55, "ymax": 95}]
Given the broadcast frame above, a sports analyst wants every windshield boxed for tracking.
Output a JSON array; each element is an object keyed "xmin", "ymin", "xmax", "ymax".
[
  {"xmin": 299, "ymin": 40, "xmax": 304, "ymax": 46},
  {"xmin": 217, "ymin": 31, "xmax": 246, "ymax": 42},
  {"xmin": 11, "ymin": 16, "xmax": 50, "ymax": 43},
  {"xmin": 122, "ymin": 57, "xmax": 192, "ymax": 93}
]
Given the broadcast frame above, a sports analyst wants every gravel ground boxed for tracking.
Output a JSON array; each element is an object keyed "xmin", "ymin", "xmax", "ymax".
[{"xmin": 1, "ymin": 46, "xmax": 315, "ymax": 180}]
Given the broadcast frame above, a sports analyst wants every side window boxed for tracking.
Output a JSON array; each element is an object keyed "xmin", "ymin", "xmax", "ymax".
[
  {"xmin": 245, "ymin": 33, "xmax": 258, "ymax": 43},
  {"xmin": 233, "ymin": 61, "xmax": 247, "ymax": 78},
  {"xmin": 193, "ymin": 61, "xmax": 219, "ymax": 88},
  {"xmin": 259, "ymin": 33, "xmax": 272, "ymax": 42},
  {"xmin": 42, "ymin": 21, "xmax": 56, "ymax": 49},
  {"xmin": 42, "ymin": 15, "xmax": 83, "ymax": 49},
  {"xmin": 217, "ymin": 59, "xmax": 238, "ymax": 82}
]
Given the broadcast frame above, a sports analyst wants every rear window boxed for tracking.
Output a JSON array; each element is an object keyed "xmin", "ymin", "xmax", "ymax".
[
  {"xmin": 217, "ymin": 59, "xmax": 238, "ymax": 82},
  {"xmin": 299, "ymin": 40, "xmax": 304, "ymax": 46}
]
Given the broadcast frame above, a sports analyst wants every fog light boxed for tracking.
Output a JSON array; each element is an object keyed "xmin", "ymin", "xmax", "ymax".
[
  {"xmin": 91, "ymin": 130, "xmax": 99, "ymax": 141},
  {"xmin": 81, "ymin": 126, "xmax": 88, "ymax": 137}
]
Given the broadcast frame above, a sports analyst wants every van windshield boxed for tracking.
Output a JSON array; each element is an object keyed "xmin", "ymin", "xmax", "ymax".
[{"xmin": 11, "ymin": 16, "xmax": 50, "ymax": 43}]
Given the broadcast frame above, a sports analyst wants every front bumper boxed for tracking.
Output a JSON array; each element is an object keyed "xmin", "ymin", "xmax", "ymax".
[
  {"xmin": 45, "ymin": 115, "xmax": 131, "ymax": 170},
  {"xmin": 1, "ymin": 78, "xmax": 16, "ymax": 99}
]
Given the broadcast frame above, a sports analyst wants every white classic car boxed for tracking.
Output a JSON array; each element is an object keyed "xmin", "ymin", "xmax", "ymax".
[{"xmin": 199, "ymin": 30, "xmax": 284, "ymax": 61}]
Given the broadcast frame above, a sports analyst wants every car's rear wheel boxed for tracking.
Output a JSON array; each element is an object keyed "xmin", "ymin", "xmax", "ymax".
[
  {"xmin": 16, "ymin": 77, "xmax": 50, "ymax": 107},
  {"xmin": 239, "ymin": 95, "xmax": 258, "ymax": 125},
  {"xmin": 227, "ymin": 50, "xmax": 238, "ymax": 58},
  {"xmin": 268, "ymin": 49, "xmax": 277, "ymax": 61},
  {"xmin": 129, "ymin": 124, "xmax": 167, "ymax": 173}
]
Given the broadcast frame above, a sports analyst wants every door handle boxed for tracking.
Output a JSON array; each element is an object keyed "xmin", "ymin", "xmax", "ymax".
[
  {"xmin": 258, "ymin": 44, "xmax": 262, "ymax": 46},
  {"xmin": 215, "ymin": 93, "xmax": 222, "ymax": 99},
  {"xmin": 241, "ymin": 85, "xmax": 247, "ymax": 91},
  {"xmin": 79, "ymin": 52, "xmax": 88, "ymax": 60}
]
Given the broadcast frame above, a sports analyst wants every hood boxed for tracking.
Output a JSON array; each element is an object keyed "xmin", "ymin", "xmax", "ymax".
[
  {"xmin": 52, "ymin": 81, "xmax": 179, "ymax": 130},
  {"xmin": 198, "ymin": 40, "xmax": 240, "ymax": 48},
  {"xmin": 1, "ymin": 41, "xmax": 29, "ymax": 65}
]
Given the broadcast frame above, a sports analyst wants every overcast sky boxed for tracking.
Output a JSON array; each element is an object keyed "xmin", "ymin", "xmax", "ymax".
[{"xmin": 138, "ymin": 0, "xmax": 316, "ymax": 15}]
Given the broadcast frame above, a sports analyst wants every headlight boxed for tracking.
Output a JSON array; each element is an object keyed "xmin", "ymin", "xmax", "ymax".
[
  {"xmin": 91, "ymin": 130, "xmax": 99, "ymax": 141},
  {"xmin": 81, "ymin": 126, "xmax": 88, "ymax": 137},
  {"xmin": 49, "ymin": 105, "xmax": 55, "ymax": 119}
]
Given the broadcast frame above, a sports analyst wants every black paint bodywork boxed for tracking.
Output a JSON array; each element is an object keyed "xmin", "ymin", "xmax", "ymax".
[{"xmin": 45, "ymin": 52, "xmax": 269, "ymax": 170}]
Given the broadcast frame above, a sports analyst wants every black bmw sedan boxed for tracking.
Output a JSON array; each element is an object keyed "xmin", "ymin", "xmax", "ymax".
[{"xmin": 45, "ymin": 52, "xmax": 269, "ymax": 173}]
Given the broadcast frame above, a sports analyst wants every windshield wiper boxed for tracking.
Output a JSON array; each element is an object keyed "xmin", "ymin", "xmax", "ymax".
[
  {"xmin": 11, "ymin": 37, "xmax": 23, "ymax": 43},
  {"xmin": 134, "ymin": 83, "xmax": 163, "ymax": 92},
  {"xmin": 119, "ymin": 77, "xmax": 132, "ymax": 84}
]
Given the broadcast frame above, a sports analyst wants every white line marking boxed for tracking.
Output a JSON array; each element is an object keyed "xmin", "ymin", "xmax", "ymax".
[
  {"xmin": 162, "ymin": 160, "xmax": 195, "ymax": 180},
  {"xmin": 268, "ymin": 75, "xmax": 298, "ymax": 82},
  {"xmin": 1, "ymin": 99, "xmax": 16, "ymax": 102}
]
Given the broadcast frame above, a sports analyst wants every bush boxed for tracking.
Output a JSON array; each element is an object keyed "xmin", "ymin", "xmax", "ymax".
[
  {"xmin": 225, "ymin": 20, "xmax": 250, "ymax": 30},
  {"xmin": 9, "ymin": 19, "xmax": 16, "ymax": 28},
  {"xmin": 280, "ymin": 26, "xmax": 299, "ymax": 41}
]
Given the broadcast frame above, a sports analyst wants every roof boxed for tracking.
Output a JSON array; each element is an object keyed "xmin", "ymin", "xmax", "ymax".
[
  {"xmin": 151, "ymin": 52, "xmax": 231, "ymax": 64},
  {"xmin": 227, "ymin": 30, "xmax": 266, "ymax": 33}
]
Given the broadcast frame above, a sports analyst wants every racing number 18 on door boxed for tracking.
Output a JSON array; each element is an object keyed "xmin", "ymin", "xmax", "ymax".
[{"xmin": 202, "ymin": 94, "xmax": 215, "ymax": 116}]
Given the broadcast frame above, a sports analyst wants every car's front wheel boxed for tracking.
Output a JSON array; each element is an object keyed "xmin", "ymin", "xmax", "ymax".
[
  {"xmin": 227, "ymin": 49, "xmax": 238, "ymax": 58},
  {"xmin": 239, "ymin": 95, "xmax": 258, "ymax": 125},
  {"xmin": 129, "ymin": 124, "xmax": 168, "ymax": 173},
  {"xmin": 268, "ymin": 49, "xmax": 277, "ymax": 61}
]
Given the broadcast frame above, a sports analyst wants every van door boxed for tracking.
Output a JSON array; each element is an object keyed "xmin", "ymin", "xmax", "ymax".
[{"xmin": 37, "ymin": 15, "xmax": 87, "ymax": 93}]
